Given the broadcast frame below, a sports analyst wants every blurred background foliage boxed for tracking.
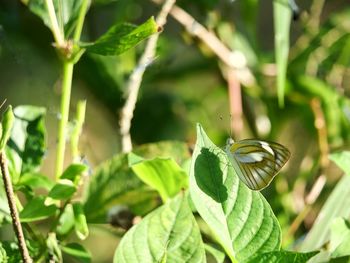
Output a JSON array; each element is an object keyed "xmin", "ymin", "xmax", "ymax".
[{"xmin": 1, "ymin": 0, "xmax": 350, "ymax": 261}]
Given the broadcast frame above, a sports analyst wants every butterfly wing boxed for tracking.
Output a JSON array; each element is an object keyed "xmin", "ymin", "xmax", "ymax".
[{"xmin": 226, "ymin": 139, "xmax": 290, "ymax": 190}]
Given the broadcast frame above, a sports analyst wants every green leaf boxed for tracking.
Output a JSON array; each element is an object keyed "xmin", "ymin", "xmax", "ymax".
[
  {"xmin": 246, "ymin": 251, "xmax": 318, "ymax": 263},
  {"xmin": 330, "ymin": 151, "xmax": 350, "ymax": 175},
  {"xmin": 190, "ymin": 124, "xmax": 281, "ymax": 262},
  {"xmin": 131, "ymin": 156, "xmax": 188, "ymax": 202},
  {"xmin": 81, "ymin": 17, "xmax": 158, "ymax": 56},
  {"xmin": 60, "ymin": 164, "xmax": 87, "ymax": 184},
  {"xmin": 113, "ymin": 193, "xmax": 206, "ymax": 263},
  {"xmin": 204, "ymin": 244, "xmax": 226, "ymax": 263},
  {"xmin": 20, "ymin": 196, "xmax": 57, "ymax": 222},
  {"xmin": 300, "ymin": 175, "xmax": 350, "ymax": 251},
  {"xmin": 6, "ymin": 105, "xmax": 46, "ymax": 183},
  {"xmin": 26, "ymin": 0, "xmax": 84, "ymax": 36},
  {"xmin": 16, "ymin": 173, "xmax": 54, "ymax": 191},
  {"xmin": 47, "ymin": 233, "xmax": 62, "ymax": 262},
  {"xmin": 0, "ymin": 106, "xmax": 14, "ymax": 151},
  {"xmin": 84, "ymin": 141, "xmax": 190, "ymax": 223},
  {"xmin": 330, "ymin": 218, "xmax": 350, "ymax": 258},
  {"xmin": 83, "ymin": 153, "xmax": 158, "ymax": 223},
  {"xmin": 48, "ymin": 180, "xmax": 77, "ymax": 200},
  {"xmin": 56, "ymin": 204, "xmax": 75, "ymax": 237},
  {"xmin": 73, "ymin": 202, "xmax": 89, "ymax": 240},
  {"xmin": 0, "ymin": 242, "xmax": 7, "ymax": 263},
  {"xmin": 61, "ymin": 243, "xmax": 91, "ymax": 263},
  {"xmin": 273, "ymin": 0, "xmax": 292, "ymax": 107}
]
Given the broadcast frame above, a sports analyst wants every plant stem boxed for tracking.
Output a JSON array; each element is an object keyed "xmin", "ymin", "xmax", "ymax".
[
  {"xmin": 71, "ymin": 100, "xmax": 86, "ymax": 162},
  {"xmin": 119, "ymin": 0, "xmax": 175, "ymax": 153},
  {"xmin": 55, "ymin": 62, "xmax": 74, "ymax": 179},
  {"xmin": 73, "ymin": 0, "xmax": 89, "ymax": 43},
  {"xmin": 44, "ymin": 0, "xmax": 64, "ymax": 47},
  {"xmin": 0, "ymin": 151, "xmax": 32, "ymax": 263}
]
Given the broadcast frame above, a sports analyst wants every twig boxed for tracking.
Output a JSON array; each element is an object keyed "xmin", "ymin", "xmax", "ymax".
[
  {"xmin": 287, "ymin": 98, "xmax": 329, "ymax": 238},
  {"xmin": 151, "ymin": 0, "xmax": 255, "ymax": 137},
  {"xmin": 119, "ymin": 0, "xmax": 176, "ymax": 152},
  {"xmin": 0, "ymin": 151, "xmax": 32, "ymax": 263},
  {"xmin": 152, "ymin": 0, "xmax": 255, "ymax": 87}
]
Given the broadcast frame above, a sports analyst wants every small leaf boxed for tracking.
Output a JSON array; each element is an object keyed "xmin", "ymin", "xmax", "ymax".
[
  {"xmin": 6, "ymin": 105, "xmax": 46, "ymax": 182},
  {"xmin": 47, "ymin": 233, "xmax": 62, "ymax": 262},
  {"xmin": 330, "ymin": 151, "xmax": 350, "ymax": 175},
  {"xmin": 273, "ymin": 0, "xmax": 292, "ymax": 107},
  {"xmin": 81, "ymin": 17, "xmax": 158, "ymax": 56},
  {"xmin": 48, "ymin": 180, "xmax": 77, "ymax": 200},
  {"xmin": 61, "ymin": 243, "xmax": 91, "ymax": 263},
  {"xmin": 246, "ymin": 250, "xmax": 318, "ymax": 263},
  {"xmin": 73, "ymin": 203, "xmax": 89, "ymax": 240},
  {"xmin": 131, "ymin": 156, "xmax": 188, "ymax": 202},
  {"xmin": 190, "ymin": 124, "xmax": 281, "ymax": 262},
  {"xmin": 113, "ymin": 193, "xmax": 206, "ymax": 263},
  {"xmin": 56, "ymin": 204, "xmax": 75, "ymax": 237},
  {"xmin": 60, "ymin": 164, "xmax": 87, "ymax": 184},
  {"xmin": 16, "ymin": 173, "xmax": 54, "ymax": 191},
  {"xmin": 20, "ymin": 196, "xmax": 57, "ymax": 222},
  {"xmin": 0, "ymin": 106, "xmax": 14, "ymax": 151}
]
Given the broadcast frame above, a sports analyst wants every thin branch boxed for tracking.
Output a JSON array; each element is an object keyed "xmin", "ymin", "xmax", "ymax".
[
  {"xmin": 119, "ymin": 0, "xmax": 176, "ymax": 153},
  {"xmin": 151, "ymin": 0, "xmax": 256, "ymax": 138},
  {"xmin": 152, "ymin": 0, "xmax": 255, "ymax": 87},
  {"xmin": 0, "ymin": 151, "xmax": 32, "ymax": 263}
]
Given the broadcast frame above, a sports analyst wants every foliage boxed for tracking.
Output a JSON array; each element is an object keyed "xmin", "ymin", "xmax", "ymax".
[{"xmin": 0, "ymin": 0, "xmax": 350, "ymax": 262}]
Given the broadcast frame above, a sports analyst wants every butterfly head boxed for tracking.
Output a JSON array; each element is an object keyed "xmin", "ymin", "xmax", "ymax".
[{"xmin": 225, "ymin": 137, "xmax": 234, "ymax": 152}]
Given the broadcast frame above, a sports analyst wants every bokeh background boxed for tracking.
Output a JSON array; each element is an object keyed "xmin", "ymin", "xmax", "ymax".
[{"xmin": 1, "ymin": 0, "xmax": 350, "ymax": 261}]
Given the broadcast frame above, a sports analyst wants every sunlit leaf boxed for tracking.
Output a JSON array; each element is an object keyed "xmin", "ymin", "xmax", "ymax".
[
  {"xmin": 190, "ymin": 124, "xmax": 281, "ymax": 262},
  {"xmin": 130, "ymin": 155, "xmax": 188, "ymax": 202},
  {"xmin": 113, "ymin": 193, "xmax": 206, "ymax": 263},
  {"xmin": 80, "ymin": 17, "xmax": 158, "ymax": 56},
  {"xmin": 246, "ymin": 250, "xmax": 318, "ymax": 263}
]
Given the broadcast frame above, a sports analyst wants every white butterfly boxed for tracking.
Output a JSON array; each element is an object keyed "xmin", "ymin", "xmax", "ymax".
[{"xmin": 225, "ymin": 138, "xmax": 290, "ymax": 191}]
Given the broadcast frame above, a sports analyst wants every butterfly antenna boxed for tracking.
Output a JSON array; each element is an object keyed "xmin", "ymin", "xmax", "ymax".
[{"xmin": 288, "ymin": 0, "xmax": 300, "ymax": 20}]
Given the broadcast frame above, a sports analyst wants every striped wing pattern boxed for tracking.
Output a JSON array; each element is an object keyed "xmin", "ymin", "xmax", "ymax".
[{"xmin": 226, "ymin": 139, "xmax": 290, "ymax": 191}]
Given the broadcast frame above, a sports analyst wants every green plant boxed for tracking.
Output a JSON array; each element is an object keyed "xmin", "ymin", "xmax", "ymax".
[{"xmin": 1, "ymin": 0, "xmax": 350, "ymax": 262}]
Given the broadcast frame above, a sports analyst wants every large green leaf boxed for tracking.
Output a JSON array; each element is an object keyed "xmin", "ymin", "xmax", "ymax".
[
  {"xmin": 246, "ymin": 251, "xmax": 318, "ymax": 263},
  {"xmin": 6, "ymin": 105, "xmax": 46, "ymax": 183},
  {"xmin": 80, "ymin": 17, "xmax": 158, "ymax": 56},
  {"xmin": 113, "ymin": 193, "xmax": 206, "ymax": 263},
  {"xmin": 190, "ymin": 124, "xmax": 281, "ymax": 262},
  {"xmin": 300, "ymin": 175, "xmax": 350, "ymax": 251},
  {"xmin": 84, "ymin": 141, "xmax": 190, "ymax": 223},
  {"xmin": 130, "ymin": 155, "xmax": 188, "ymax": 202},
  {"xmin": 273, "ymin": 0, "xmax": 292, "ymax": 107},
  {"xmin": 330, "ymin": 218, "xmax": 350, "ymax": 258}
]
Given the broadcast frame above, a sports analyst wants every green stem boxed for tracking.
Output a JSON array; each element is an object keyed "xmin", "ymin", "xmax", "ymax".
[
  {"xmin": 71, "ymin": 100, "xmax": 86, "ymax": 162},
  {"xmin": 55, "ymin": 62, "xmax": 74, "ymax": 179},
  {"xmin": 44, "ymin": 0, "xmax": 64, "ymax": 47},
  {"xmin": 73, "ymin": 0, "xmax": 89, "ymax": 43}
]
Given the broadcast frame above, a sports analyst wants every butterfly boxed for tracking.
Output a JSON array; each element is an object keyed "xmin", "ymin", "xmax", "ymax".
[{"xmin": 225, "ymin": 138, "xmax": 290, "ymax": 191}]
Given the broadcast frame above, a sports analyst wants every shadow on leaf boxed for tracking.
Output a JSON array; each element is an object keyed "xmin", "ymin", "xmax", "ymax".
[{"xmin": 194, "ymin": 148, "xmax": 228, "ymax": 203}]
